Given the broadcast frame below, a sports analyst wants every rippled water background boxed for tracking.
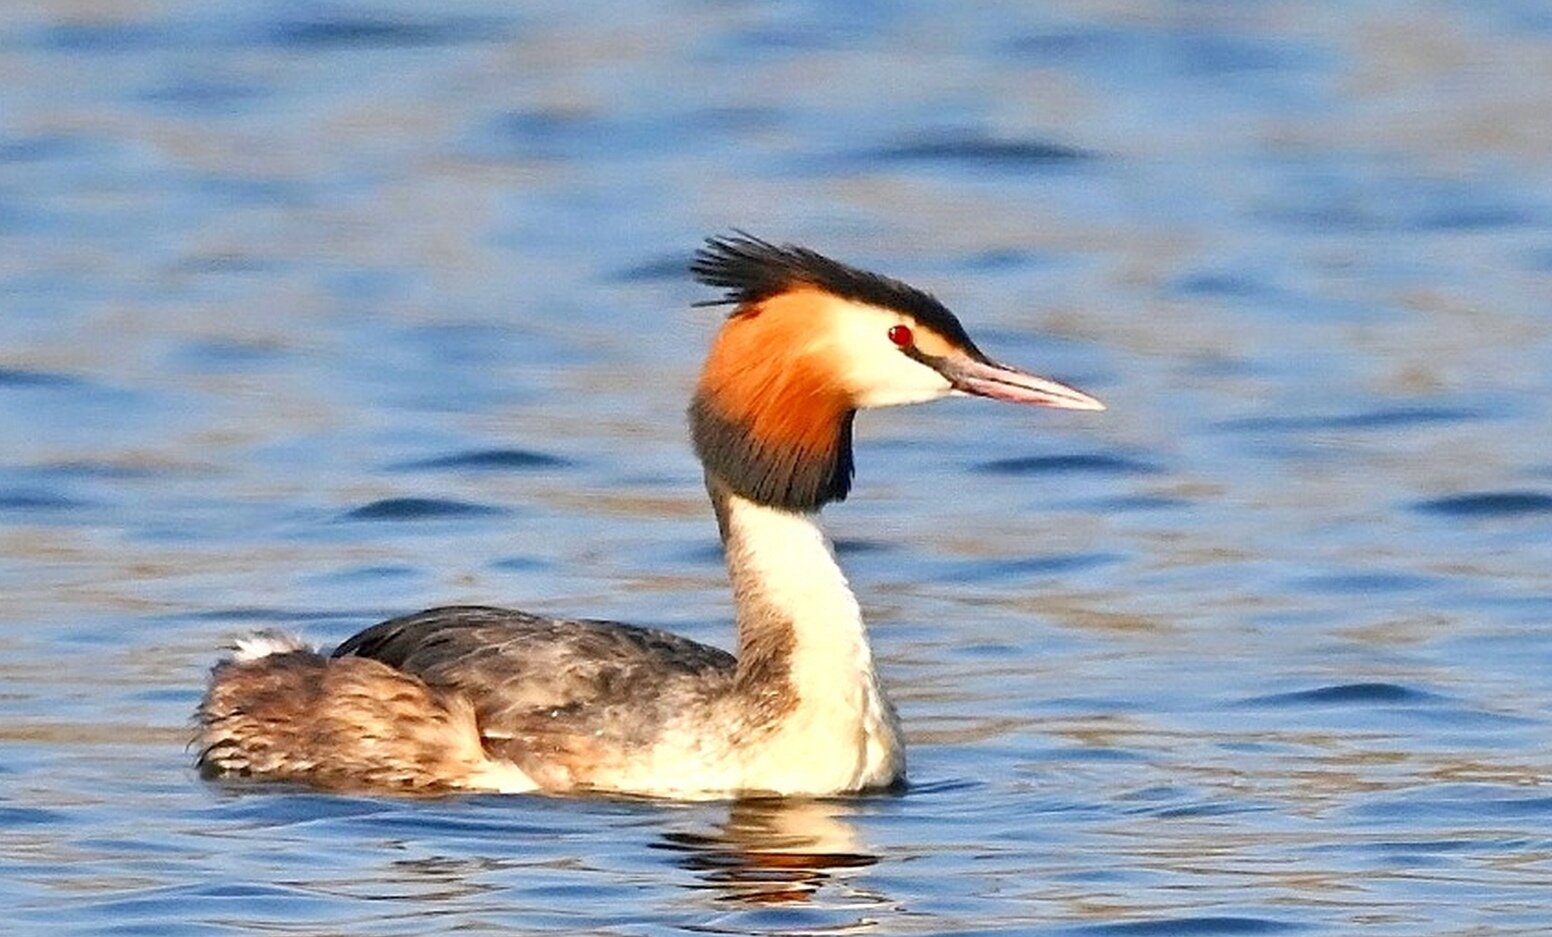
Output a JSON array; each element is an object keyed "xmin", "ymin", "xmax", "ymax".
[{"xmin": 3, "ymin": 1, "xmax": 1551, "ymax": 934}]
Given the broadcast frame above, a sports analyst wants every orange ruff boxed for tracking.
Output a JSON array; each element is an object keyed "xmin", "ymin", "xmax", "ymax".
[{"xmin": 696, "ymin": 288, "xmax": 853, "ymax": 464}]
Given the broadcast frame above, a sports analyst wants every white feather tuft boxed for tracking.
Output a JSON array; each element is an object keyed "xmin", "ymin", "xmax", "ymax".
[{"xmin": 229, "ymin": 631, "xmax": 309, "ymax": 663}]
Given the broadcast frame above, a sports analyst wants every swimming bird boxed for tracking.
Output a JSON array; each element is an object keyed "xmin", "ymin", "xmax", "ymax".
[{"xmin": 194, "ymin": 234, "xmax": 1104, "ymax": 798}]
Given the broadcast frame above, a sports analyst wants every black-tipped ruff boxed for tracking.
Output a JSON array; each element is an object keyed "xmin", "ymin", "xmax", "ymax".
[
  {"xmin": 690, "ymin": 396, "xmax": 855, "ymax": 512},
  {"xmin": 692, "ymin": 233, "xmax": 982, "ymax": 354}
]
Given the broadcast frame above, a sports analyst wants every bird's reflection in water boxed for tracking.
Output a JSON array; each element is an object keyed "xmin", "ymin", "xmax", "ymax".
[{"xmin": 655, "ymin": 798, "xmax": 879, "ymax": 905}]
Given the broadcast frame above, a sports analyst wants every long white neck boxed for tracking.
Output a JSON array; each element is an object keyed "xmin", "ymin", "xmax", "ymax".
[
  {"xmin": 711, "ymin": 479, "xmax": 903, "ymax": 792},
  {"xmin": 721, "ymin": 489, "xmax": 868, "ymax": 681}
]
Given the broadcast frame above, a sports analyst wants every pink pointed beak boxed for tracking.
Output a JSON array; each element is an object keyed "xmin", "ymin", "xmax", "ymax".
[{"xmin": 936, "ymin": 355, "xmax": 1106, "ymax": 411}]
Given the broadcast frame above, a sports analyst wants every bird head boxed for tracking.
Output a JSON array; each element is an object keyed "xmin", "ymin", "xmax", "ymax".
[{"xmin": 689, "ymin": 234, "xmax": 1103, "ymax": 512}]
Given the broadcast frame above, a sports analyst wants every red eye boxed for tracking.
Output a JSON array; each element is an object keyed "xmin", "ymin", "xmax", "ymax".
[{"xmin": 887, "ymin": 324, "xmax": 913, "ymax": 347}]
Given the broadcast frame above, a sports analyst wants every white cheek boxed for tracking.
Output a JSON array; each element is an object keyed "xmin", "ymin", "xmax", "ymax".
[
  {"xmin": 841, "ymin": 328, "xmax": 954, "ymax": 406},
  {"xmin": 817, "ymin": 299, "xmax": 954, "ymax": 408},
  {"xmin": 852, "ymin": 365, "xmax": 952, "ymax": 407}
]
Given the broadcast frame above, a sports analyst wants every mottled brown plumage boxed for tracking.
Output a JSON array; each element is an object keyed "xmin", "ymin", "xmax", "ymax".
[
  {"xmin": 334, "ymin": 607, "xmax": 745, "ymax": 790},
  {"xmin": 196, "ymin": 647, "xmax": 490, "ymax": 793}
]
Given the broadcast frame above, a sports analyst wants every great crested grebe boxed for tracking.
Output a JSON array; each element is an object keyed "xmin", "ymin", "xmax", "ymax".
[{"xmin": 195, "ymin": 234, "xmax": 1104, "ymax": 798}]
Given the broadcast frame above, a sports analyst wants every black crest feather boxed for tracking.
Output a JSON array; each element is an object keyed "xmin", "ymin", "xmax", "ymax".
[{"xmin": 691, "ymin": 232, "xmax": 981, "ymax": 353}]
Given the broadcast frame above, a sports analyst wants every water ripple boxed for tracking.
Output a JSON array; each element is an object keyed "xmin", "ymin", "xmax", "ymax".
[
  {"xmin": 0, "ymin": 805, "xmax": 67, "ymax": 827},
  {"xmin": 866, "ymin": 132, "xmax": 1096, "ymax": 168},
  {"xmin": 340, "ymin": 497, "xmax": 508, "ymax": 521},
  {"xmin": 1289, "ymin": 571, "xmax": 1438, "ymax": 594},
  {"xmin": 267, "ymin": 16, "xmax": 512, "ymax": 49},
  {"xmin": 36, "ymin": 20, "xmax": 169, "ymax": 53},
  {"xmin": 932, "ymin": 552, "xmax": 1124, "ymax": 583},
  {"xmin": 0, "ymin": 488, "xmax": 90, "ymax": 512},
  {"xmin": 0, "ymin": 133, "xmax": 88, "ymax": 163},
  {"xmin": 1413, "ymin": 491, "xmax": 1552, "ymax": 517},
  {"xmin": 975, "ymin": 453, "xmax": 1161, "ymax": 476},
  {"xmin": 1216, "ymin": 406, "xmax": 1480, "ymax": 433},
  {"xmin": 168, "ymin": 606, "xmax": 390, "ymax": 624},
  {"xmin": 0, "ymin": 367, "xmax": 84, "ymax": 388},
  {"xmin": 390, "ymin": 448, "xmax": 572, "ymax": 472},
  {"xmin": 1055, "ymin": 917, "xmax": 1303, "ymax": 936},
  {"xmin": 1350, "ymin": 785, "xmax": 1552, "ymax": 823},
  {"xmin": 1242, "ymin": 683, "xmax": 1443, "ymax": 707}
]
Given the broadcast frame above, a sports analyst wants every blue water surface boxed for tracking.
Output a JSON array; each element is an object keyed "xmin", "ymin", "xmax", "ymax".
[{"xmin": 2, "ymin": 1, "xmax": 1550, "ymax": 935}]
